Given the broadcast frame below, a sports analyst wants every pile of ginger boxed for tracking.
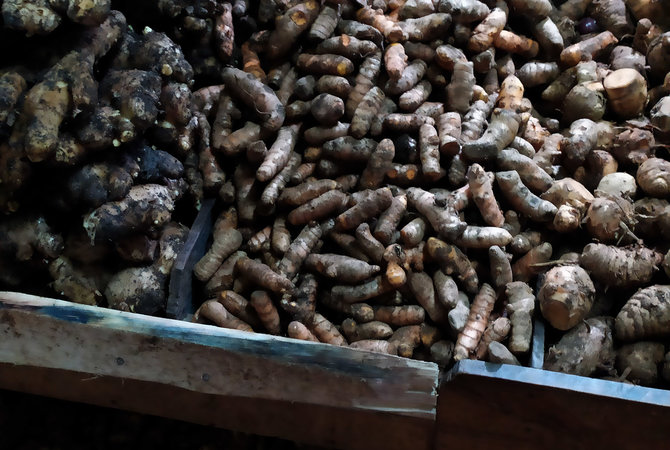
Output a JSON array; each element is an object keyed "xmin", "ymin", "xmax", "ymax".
[{"xmin": 4, "ymin": 0, "xmax": 670, "ymax": 387}]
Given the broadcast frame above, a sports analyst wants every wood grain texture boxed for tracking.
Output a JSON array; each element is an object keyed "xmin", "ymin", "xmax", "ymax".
[
  {"xmin": 0, "ymin": 291, "xmax": 438, "ymax": 450},
  {"xmin": 436, "ymin": 360, "xmax": 670, "ymax": 450},
  {"xmin": 0, "ymin": 364, "xmax": 432, "ymax": 450},
  {"xmin": 166, "ymin": 198, "xmax": 215, "ymax": 320}
]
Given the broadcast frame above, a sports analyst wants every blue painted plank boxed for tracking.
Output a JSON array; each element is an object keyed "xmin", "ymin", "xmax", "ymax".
[{"xmin": 446, "ymin": 360, "xmax": 670, "ymax": 407}]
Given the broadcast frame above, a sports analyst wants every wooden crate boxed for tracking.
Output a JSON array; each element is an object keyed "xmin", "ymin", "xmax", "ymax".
[
  {"xmin": 2, "ymin": 202, "xmax": 670, "ymax": 449},
  {"xmin": 3, "ymin": 292, "xmax": 670, "ymax": 449},
  {"xmin": 436, "ymin": 360, "xmax": 670, "ymax": 450},
  {"xmin": 0, "ymin": 291, "xmax": 439, "ymax": 450}
]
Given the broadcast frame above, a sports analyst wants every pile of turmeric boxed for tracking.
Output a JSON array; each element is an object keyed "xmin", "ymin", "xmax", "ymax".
[{"xmin": 5, "ymin": 0, "xmax": 670, "ymax": 388}]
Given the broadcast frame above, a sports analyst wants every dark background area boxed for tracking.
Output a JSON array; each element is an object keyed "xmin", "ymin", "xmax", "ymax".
[{"xmin": 0, "ymin": 389, "xmax": 313, "ymax": 450}]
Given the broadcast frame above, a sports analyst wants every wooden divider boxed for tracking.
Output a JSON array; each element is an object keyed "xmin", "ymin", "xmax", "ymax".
[
  {"xmin": 0, "ymin": 292, "xmax": 439, "ymax": 450},
  {"xmin": 435, "ymin": 360, "xmax": 670, "ymax": 450},
  {"xmin": 3, "ymin": 291, "xmax": 670, "ymax": 450}
]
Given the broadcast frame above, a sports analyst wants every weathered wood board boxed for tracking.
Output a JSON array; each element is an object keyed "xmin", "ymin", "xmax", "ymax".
[
  {"xmin": 0, "ymin": 291, "xmax": 439, "ymax": 450},
  {"xmin": 166, "ymin": 198, "xmax": 214, "ymax": 320},
  {"xmin": 435, "ymin": 360, "xmax": 670, "ymax": 450}
]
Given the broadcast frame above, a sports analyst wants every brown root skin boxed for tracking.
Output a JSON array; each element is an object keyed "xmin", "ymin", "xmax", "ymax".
[
  {"xmin": 584, "ymin": 195, "xmax": 636, "ymax": 243},
  {"xmin": 460, "ymin": 100, "xmax": 493, "ymax": 144},
  {"xmin": 288, "ymin": 320, "xmax": 319, "ymax": 342},
  {"xmin": 296, "ymin": 53, "xmax": 355, "ymax": 76},
  {"xmin": 616, "ymin": 342, "xmax": 664, "ymax": 386},
  {"xmin": 540, "ymin": 178, "xmax": 593, "ymax": 214},
  {"xmin": 581, "ymin": 244, "xmax": 662, "ymax": 289},
  {"xmin": 385, "ymin": 60, "xmax": 428, "ymax": 96},
  {"xmin": 356, "ymin": 7, "xmax": 405, "ymax": 42},
  {"xmin": 407, "ymin": 188, "xmax": 467, "ymax": 241},
  {"xmin": 560, "ymin": 31, "xmax": 618, "ymax": 67},
  {"xmin": 315, "ymin": 35, "xmax": 378, "ymax": 61},
  {"xmin": 468, "ymin": 163, "xmax": 504, "ymax": 227},
  {"xmin": 105, "ymin": 264, "xmax": 165, "ymax": 315},
  {"xmin": 400, "ymin": 217, "xmax": 426, "ymax": 247},
  {"xmin": 316, "ymin": 75, "xmax": 352, "ymax": 98},
  {"xmin": 222, "ymin": 67, "xmax": 285, "ymax": 132},
  {"xmin": 83, "ymin": 184, "xmax": 176, "ymax": 243},
  {"xmin": 496, "ymin": 149, "xmax": 553, "ymax": 194},
  {"xmin": 287, "ymin": 189, "xmax": 349, "ymax": 226},
  {"xmin": 335, "ymin": 187, "xmax": 393, "ymax": 231},
  {"xmin": 511, "ymin": 242, "xmax": 553, "ymax": 282},
  {"xmin": 307, "ymin": 312, "xmax": 347, "ymax": 346},
  {"xmin": 281, "ymin": 273, "xmax": 318, "ymax": 320},
  {"xmin": 115, "ymin": 235, "xmax": 157, "ymax": 264},
  {"xmin": 373, "ymin": 305, "xmax": 426, "ymax": 326},
  {"xmin": 438, "ymin": 112, "xmax": 461, "ymax": 156},
  {"xmin": 0, "ymin": 71, "xmax": 27, "ymax": 126},
  {"xmin": 494, "ymin": 30, "xmax": 539, "ymax": 58},
  {"xmin": 400, "ymin": 80, "xmax": 432, "ymax": 112},
  {"xmin": 506, "ymin": 281, "xmax": 535, "ymax": 354},
  {"xmin": 359, "ymin": 139, "xmax": 395, "ymax": 190},
  {"xmin": 434, "ymin": 271, "xmax": 460, "ymax": 310},
  {"xmin": 204, "ymin": 251, "xmax": 247, "ymax": 296},
  {"xmin": 0, "ymin": 215, "xmax": 63, "ymax": 261},
  {"xmin": 260, "ymin": 152, "xmax": 301, "ymax": 209},
  {"xmin": 532, "ymin": 18, "xmax": 564, "ymax": 58},
  {"xmin": 426, "ymin": 237, "xmax": 479, "ymax": 295},
  {"xmin": 279, "ymin": 179, "xmax": 339, "ymax": 207},
  {"xmin": 616, "ymin": 285, "xmax": 670, "ymax": 341},
  {"xmin": 355, "ymin": 223, "xmax": 386, "ymax": 264},
  {"xmin": 384, "ymin": 113, "xmax": 435, "ymax": 132},
  {"xmin": 408, "ymin": 271, "xmax": 448, "ymax": 324},
  {"xmin": 447, "ymin": 60, "xmax": 475, "ymax": 114},
  {"xmin": 236, "ymin": 257, "xmax": 294, "ymax": 294},
  {"xmin": 496, "ymin": 171, "xmax": 558, "ymax": 222},
  {"xmin": 489, "ymin": 246, "xmax": 513, "ymax": 289},
  {"xmin": 475, "ymin": 317, "xmax": 511, "ymax": 360},
  {"xmin": 350, "ymin": 87, "xmax": 385, "ymax": 137},
  {"xmin": 588, "ymin": 0, "xmax": 633, "ymax": 39},
  {"xmin": 257, "ymin": 123, "xmax": 300, "ymax": 183},
  {"xmin": 249, "ymin": 290, "xmax": 281, "ymax": 335},
  {"xmin": 322, "ymin": 136, "xmax": 378, "ymax": 161},
  {"xmin": 266, "ymin": 0, "xmax": 320, "ymax": 59},
  {"xmin": 194, "ymin": 211, "xmax": 242, "ymax": 282},
  {"xmin": 544, "ymin": 317, "xmax": 615, "ymax": 377},
  {"xmin": 2, "ymin": 0, "xmax": 63, "ymax": 36},
  {"xmin": 277, "ymin": 223, "xmax": 322, "ymax": 280},
  {"xmin": 195, "ymin": 300, "xmax": 254, "ymax": 332},
  {"xmin": 385, "ymin": 43, "xmax": 408, "ymax": 79},
  {"xmin": 637, "ymin": 158, "xmax": 670, "ymax": 198},
  {"xmin": 454, "ymin": 283, "xmax": 497, "ymax": 361},
  {"xmin": 331, "ymin": 275, "xmax": 396, "ymax": 304},
  {"xmin": 468, "ymin": 7, "xmax": 506, "ymax": 52},
  {"xmin": 454, "ymin": 226, "xmax": 513, "ymax": 249},
  {"xmin": 218, "ymin": 290, "xmax": 262, "ymax": 330},
  {"xmin": 329, "ymin": 231, "xmax": 371, "ymax": 263},
  {"xmin": 346, "ymin": 50, "xmax": 382, "ymax": 117},
  {"xmin": 539, "ymin": 265, "xmax": 595, "ymax": 330},
  {"xmin": 309, "ymin": 5, "xmax": 339, "ymax": 41},
  {"xmin": 49, "ymin": 256, "xmax": 106, "ymax": 306},
  {"xmin": 305, "ymin": 254, "xmax": 380, "ymax": 284},
  {"xmin": 389, "ymin": 325, "xmax": 421, "ymax": 358},
  {"xmin": 374, "ymin": 194, "xmax": 407, "ymax": 245},
  {"xmin": 342, "ymin": 319, "xmax": 393, "ymax": 343}
]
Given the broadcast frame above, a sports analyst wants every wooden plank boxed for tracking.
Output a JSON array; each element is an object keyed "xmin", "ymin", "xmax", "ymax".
[
  {"xmin": 435, "ymin": 360, "xmax": 670, "ymax": 450},
  {"xmin": 0, "ymin": 291, "xmax": 438, "ymax": 450},
  {"xmin": 530, "ymin": 317, "xmax": 545, "ymax": 369},
  {"xmin": 166, "ymin": 198, "xmax": 215, "ymax": 320}
]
